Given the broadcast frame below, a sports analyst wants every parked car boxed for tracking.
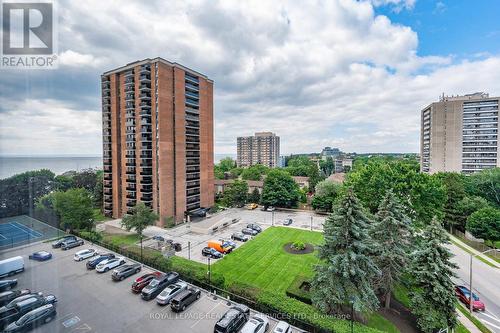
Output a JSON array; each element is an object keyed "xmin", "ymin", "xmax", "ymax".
[
  {"xmin": 283, "ymin": 218, "xmax": 293, "ymax": 226},
  {"xmin": 0, "ymin": 290, "xmax": 31, "ymax": 307},
  {"xmin": 28, "ymin": 251, "xmax": 52, "ymax": 262},
  {"xmin": 266, "ymin": 206, "xmax": 276, "ymax": 212},
  {"xmin": 73, "ymin": 249, "xmax": 97, "ymax": 261},
  {"xmin": 141, "ymin": 272, "xmax": 179, "ymax": 300},
  {"xmin": 241, "ymin": 314, "xmax": 269, "ymax": 333},
  {"xmin": 60, "ymin": 238, "xmax": 84, "ymax": 250},
  {"xmin": 455, "ymin": 285, "xmax": 485, "ymax": 311},
  {"xmin": 231, "ymin": 233, "xmax": 250, "ymax": 242},
  {"xmin": 86, "ymin": 253, "xmax": 115, "ymax": 270},
  {"xmin": 246, "ymin": 203, "xmax": 258, "ymax": 210},
  {"xmin": 4, "ymin": 304, "xmax": 56, "ymax": 333},
  {"xmin": 156, "ymin": 281, "xmax": 188, "ymax": 305},
  {"xmin": 96, "ymin": 257, "xmax": 125, "ymax": 273},
  {"xmin": 202, "ymin": 247, "xmax": 223, "ymax": 259},
  {"xmin": 170, "ymin": 288, "xmax": 201, "ymax": 312},
  {"xmin": 0, "ymin": 280, "xmax": 17, "ymax": 292},
  {"xmin": 0, "ymin": 257, "xmax": 24, "ymax": 278},
  {"xmin": 152, "ymin": 235, "xmax": 166, "ymax": 242},
  {"xmin": 246, "ymin": 223, "xmax": 262, "ymax": 233},
  {"xmin": 207, "ymin": 240, "xmax": 232, "ymax": 254},
  {"xmin": 111, "ymin": 263, "xmax": 141, "ymax": 281},
  {"xmin": 51, "ymin": 235, "xmax": 77, "ymax": 248},
  {"xmin": 0, "ymin": 294, "xmax": 56, "ymax": 328},
  {"xmin": 241, "ymin": 228, "xmax": 258, "ymax": 236},
  {"xmin": 221, "ymin": 240, "xmax": 237, "ymax": 250},
  {"xmin": 273, "ymin": 321, "xmax": 291, "ymax": 333},
  {"xmin": 131, "ymin": 272, "xmax": 163, "ymax": 293},
  {"xmin": 214, "ymin": 305, "xmax": 250, "ymax": 333}
]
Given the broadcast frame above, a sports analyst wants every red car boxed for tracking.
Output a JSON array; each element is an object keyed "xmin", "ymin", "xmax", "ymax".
[
  {"xmin": 131, "ymin": 272, "xmax": 162, "ymax": 293},
  {"xmin": 455, "ymin": 285, "xmax": 485, "ymax": 311}
]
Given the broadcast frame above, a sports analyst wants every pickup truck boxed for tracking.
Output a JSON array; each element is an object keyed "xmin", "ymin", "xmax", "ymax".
[{"xmin": 0, "ymin": 294, "xmax": 57, "ymax": 328}]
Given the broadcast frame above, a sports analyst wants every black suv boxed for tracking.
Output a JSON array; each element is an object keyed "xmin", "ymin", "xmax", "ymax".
[
  {"xmin": 202, "ymin": 247, "xmax": 223, "ymax": 259},
  {"xmin": 214, "ymin": 305, "xmax": 250, "ymax": 333},
  {"xmin": 246, "ymin": 223, "xmax": 262, "ymax": 233},
  {"xmin": 170, "ymin": 288, "xmax": 201, "ymax": 312},
  {"xmin": 4, "ymin": 304, "xmax": 56, "ymax": 333},
  {"xmin": 141, "ymin": 272, "xmax": 179, "ymax": 300},
  {"xmin": 51, "ymin": 235, "xmax": 77, "ymax": 248},
  {"xmin": 111, "ymin": 263, "xmax": 141, "ymax": 281},
  {"xmin": 86, "ymin": 253, "xmax": 115, "ymax": 269}
]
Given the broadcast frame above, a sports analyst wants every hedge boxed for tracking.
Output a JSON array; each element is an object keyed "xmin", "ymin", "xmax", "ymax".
[{"xmin": 285, "ymin": 274, "xmax": 313, "ymax": 305}]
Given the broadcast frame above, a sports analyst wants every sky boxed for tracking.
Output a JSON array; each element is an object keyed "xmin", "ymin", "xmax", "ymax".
[{"xmin": 0, "ymin": 0, "xmax": 499, "ymax": 156}]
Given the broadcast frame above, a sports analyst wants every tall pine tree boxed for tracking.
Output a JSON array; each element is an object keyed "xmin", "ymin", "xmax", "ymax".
[
  {"xmin": 371, "ymin": 189, "xmax": 412, "ymax": 309},
  {"xmin": 312, "ymin": 189, "xmax": 380, "ymax": 315},
  {"xmin": 409, "ymin": 218, "xmax": 458, "ymax": 333}
]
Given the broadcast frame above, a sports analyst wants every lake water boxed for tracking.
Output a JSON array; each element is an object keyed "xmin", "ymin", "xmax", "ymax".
[
  {"xmin": 0, "ymin": 156, "xmax": 103, "ymax": 179},
  {"xmin": 0, "ymin": 154, "xmax": 236, "ymax": 179}
]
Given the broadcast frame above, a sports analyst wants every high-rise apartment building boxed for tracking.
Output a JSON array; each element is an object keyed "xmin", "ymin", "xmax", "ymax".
[
  {"xmin": 101, "ymin": 58, "xmax": 214, "ymax": 225},
  {"xmin": 237, "ymin": 132, "xmax": 280, "ymax": 168},
  {"xmin": 420, "ymin": 92, "xmax": 499, "ymax": 174}
]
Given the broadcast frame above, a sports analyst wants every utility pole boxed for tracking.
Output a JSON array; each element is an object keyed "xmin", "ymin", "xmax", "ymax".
[
  {"xmin": 28, "ymin": 177, "xmax": 34, "ymax": 217},
  {"xmin": 272, "ymin": 211, "xmax": 274, "ymax": 226},
  {"xmin": 310, "ymin": 216, "xmax": 313, "ymax": 231},
  {"xmin": 188, "ymin": 241, "xmax": 191, "ymax": 260}
]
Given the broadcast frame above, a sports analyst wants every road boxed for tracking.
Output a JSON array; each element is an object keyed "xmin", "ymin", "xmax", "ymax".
[{"xmin": 448, "ymin": 243, "xmax": 500, "ymax": 332}]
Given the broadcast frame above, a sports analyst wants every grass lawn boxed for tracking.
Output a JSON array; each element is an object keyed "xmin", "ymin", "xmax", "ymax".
[
  {"xmin": 212, "ymin": 226, "xmax": 323, "ymax": 292},
  {"xmin": 102, "ymin": 233, "xmax": 141, "ymax": 247}
]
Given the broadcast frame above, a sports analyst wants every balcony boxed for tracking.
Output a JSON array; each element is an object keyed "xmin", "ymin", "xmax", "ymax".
[
  {"xmin": 141, "ymin": 125, "xmax": 152, "ymax": 133},
  {"xmin": 126, "ymin": 160, "xmax": 136, "ymax": 167},
  {"xmin": 187, "ymin": 202, "xmax": 200, "ymax": 210},
  {"xmin": 126, "ymin": 193, "xmax": 136, "ymax": 200},
  {"xmin": 140, "ymin": 169, "xmax": 152, "ymax": 176},
  {"xmin": 140, "ymin": 75, "xmax": 151, "ymax": 82},
  {"xmin": 104, "ymin": 188, "xmax": 112, "ymax": 195},
  {"xmin": 125, "ymin": 103, "xmax": 135, "ymax": 111},
  {"xmin": 186, "ymin": 151, "xmax": 200, "ymax": 158},
  {"xmin": 185, "ymin": 74, "xmax": 199, "ymax": 85},
  {"xmin": 139, "ymin": 83, "xmax": 151, "ymax": 91},
  {"xmin": 186, "ymin": 135, "xmax": 200, "ymax": 143},
  {"xmin": 126, "ymin": 184, "xmax": 136, "ymax": 191},
  {"xmin": 141, "ymin": 118, "xmax": 152, "ymax": 125},
  {"xmin": 187, "ymin": 188, "xmax": 200, "ymax": 196},
  {"xmin": 141, "ymin": 134, "xmax": 152, "ymax": 142},
  {"xmin": 141, "ymin": 185, "xmax": 153, "ymax": 193},
  {"xmin": 126, "ymin": 175, "xmax": 136, "ymax": 182},
  {"xmin": 185, "ymin": 91, "xmax": 199, "ymax": 100},
  {"xmin": 186, "ymin": 180, "xmax": 200, "ymax": 188},
  {"xmin": 103, "ymin": 165, "xmax": 112, "ymax": 173},
  {"xmin": 141, "ymin": 143, "xmax": 152, "ymax": 150},
  {"xmin": 186, "ymin": 143, "xmax": 200, "ymax": 151},
  {"xmin": 103, "ymin": 158, "xmax": 112, "ymax": 166},
  {"xmin": 185, "ymin": 98, "xmax": 199, "ymax": 108},
  {"xmin": 140, "ymin": 93, "xmax": 151, "ymax": 100},
  {"xmin": 186, "ymin": 159, "xmax": 200, "ymax": 166},
  {"xmin": 185, "ymin": 128, "xmax": 199, "ymax": 136},
  {"xmin": 126, "ymin": 200, "xmax": 136, "ymax": 208},
  {"xmin": 186, "ymin": 195, "xmax": 200, "ymax": 204},
  {"xmin": 141, "ymin": 177, "xmax": 152, "ymax": 184},
  {"xmin": 186, "ymin": 165, "xmax": 200, "ymax": 173},
  {"xmin": 140, "ymin": 160, "xmax": 152, "ymax": 167},
  {"xmin": 185, "ymin": 107, "xmax": 199, "ymax": 115},
  {"xmin": 103, "ymin": 106, "xmax": 111, "ymax": 113},
  {"xmin": 124, "ymin": 70, "xmax": 134, "ymax": 78},
  {"xmin": 140, "ymin": 65, "xmax": 151, "ymax": 73},
  {"xmin": 185, "ymin": 114, "xmax": 199, "ymax": 122},
  {"xmin": 125, "ymin": 135, "xmax": 135, "ymax": 142},
  {"xmin": 185, "ymin": 82, "xmax": 199, "ymax": 92},
  {"xmin": 125, "ymin": 167, "xmax": 136, "ymax": 175},
  {"xmin": 186, "ymin": 172, "xmax": 200, "ymax": 180},
  {"xmin": 125, "ymin": 152, "xmax": 136, "ymax": 158},
  {"xmin": 125, "ymin": 94, "xmax": 135, "ymax": 102}
]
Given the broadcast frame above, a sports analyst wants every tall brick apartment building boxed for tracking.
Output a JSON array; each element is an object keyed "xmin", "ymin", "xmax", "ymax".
[{"xmin": 101, "ymin": 58, "xmax": 214, "ymax": 225}]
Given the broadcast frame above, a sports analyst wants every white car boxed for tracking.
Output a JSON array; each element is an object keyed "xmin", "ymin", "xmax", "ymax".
[
  {"xmin": 96, "ymin": 257, "xmax": 125, "ymax": 273},
  {"xmin": 155, "ymin": 281, "xmax": 188, "ymax": 305},
  {"xmin": 73, "ymin": 249, "xmax": 98, "ymax": 261},
  {"xmin": 241, "ymin": 314, "xmax": 269, "ymax": 333},
  {"xmin": 273, "ymin": 321, "xmax": 291, "ymax": 333}
]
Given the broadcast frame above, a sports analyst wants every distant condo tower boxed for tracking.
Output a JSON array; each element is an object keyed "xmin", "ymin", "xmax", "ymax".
[
  {"xmin": 420, "ymin": 92, "xmax": 499, "ymax": 174},
  {"xmin": 101, "ymin": 58, "xmax": 214, "ymax": 225},
  {"xmin": 237, "ymin": 132, "xmax": 280, "ymax": 168}
]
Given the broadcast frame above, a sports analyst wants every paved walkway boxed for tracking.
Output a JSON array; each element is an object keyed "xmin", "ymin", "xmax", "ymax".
[
  {"xmin": 457, "ymin": 310, "xmax": 482, "ymax": 333},
  {"xmin": 448, "ymin": 233, "xmax": 500, "ymax": 268}
]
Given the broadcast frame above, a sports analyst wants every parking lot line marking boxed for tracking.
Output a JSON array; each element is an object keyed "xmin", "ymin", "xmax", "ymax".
[
  {"xmin": 71, "ymin": 323, "xmax": 92, "ymax": 332},
  {"xmin": 189, "ymin": 298, "xmax": 223, "ymax": 329},
  {"xmin": 62, "ymin": 315, "xmax": 81, "ymax": 328},
  {"xmin": 58, "ymin": 312, "xmax": 75, "ymax": 322}
]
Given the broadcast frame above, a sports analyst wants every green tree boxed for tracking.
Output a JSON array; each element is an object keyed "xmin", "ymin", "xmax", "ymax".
[
  {"xmin": 53, "ymin": 188, "xmax": 95, "ymax": 231},
  {"xmin": 247, "ymin": 187, "xmax": 261, "ymax": 204},
  {"xmin": 121, "ymin": 202, "xmax": 159, "ymax": 261},
  {"xmin": 312, "ymin": 190, "xmax": 380, "ymax": 315},
  {"xmin": 436, "ymin": 172, "xmax": 466, "ymax": 228},
  {"xmin": 311, "ymin": 180, "xmax": 343, "ymax": 212},
  {"xmin": 285, "ymin": 156, "xmax": 324, "ymax": 190},
  {"xmin": 409, "ymin": 218, "xmax": 458, "ymax": 333},
  {"xmin": 345, "ymin": 158, "xmax": 446, "ymax": 225},
  {"xmin": 241, "ymin": 164, "xmax": 269, "ymax": 181},
  {"xmin": 229, "ymin": 167, "xmax": 243, "ymax": 179},
  {"xmin": 466, "ymin": 168, "xmax": 500, "ymax": 207},
  {"xmin": 214, "ymin": 157, "xmax": 236, "ymax": 179},
  {"xmin": 466, "ymin": 207, "xmax": 500, "ymax": 247},
  {"xmin": 455, "ymin": 196, "xmax": 489, "ymax": 232},
  {"xmin": 0, "ymin": 169, "xmax": 56, "ymax": 218},
  {"xmin": 93, "ymin": 170, "xmax": 104, "ymax": 208},
  {"xmin": 311, "ymin": 195, "xmax": 334, "ymax": 212},
  {"xmin": 54, "ymin": 175, "xmax": 74, "ymax": 191},
  {"xmin": 371, "ymin": 190, "xmax": 412, "ymax": 309},
  {"xmin": 261, "ymin": 169, "xmax": 300, "ymax": 208},
  {"xmin": 221, "ymin": 180, "xmax": 249, "ymax": 207},
  {"xmin": 319, "ymin": 157, "xmax": 334, "ymax": 176},
  {"xmin": 73, "ymin": 168, "xmax": 98, "ymax": 192}
]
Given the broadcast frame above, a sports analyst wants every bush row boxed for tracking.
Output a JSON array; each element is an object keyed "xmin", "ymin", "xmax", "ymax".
[{"xmin": 285, "ymin": 274, "xmax": 313, "ymax": 305}]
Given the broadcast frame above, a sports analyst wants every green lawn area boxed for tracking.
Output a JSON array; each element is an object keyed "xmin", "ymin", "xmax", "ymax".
[
  {"xmin": 212, "ymin": 226, "xmax": 323, "ymax": 292},
  {"xmin": 102, "ymin": 233, "xmax": 141, "ymax": 247}
]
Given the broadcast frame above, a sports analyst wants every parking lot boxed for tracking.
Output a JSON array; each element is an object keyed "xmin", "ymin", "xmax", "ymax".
[
  {"xmin": 140, "ymin": 207, "xmax": 326, "ymax": 264},
  {"xmin": 1, "ymin": 237, "xmax": 305, "ymax": 333}
]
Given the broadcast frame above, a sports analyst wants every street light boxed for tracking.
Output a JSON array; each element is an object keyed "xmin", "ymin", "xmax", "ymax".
[
  {"xmin": 468, "ymin": 248, "xmax": 499, "ymax": 313},
  {"xmin": 207, "ymin": 257, "xmax": 212, "ymax": 289}
]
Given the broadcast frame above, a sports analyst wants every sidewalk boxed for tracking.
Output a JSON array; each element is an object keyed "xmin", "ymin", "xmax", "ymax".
[
  {"xmin": 448, "ymin": 233, "xmax": 500, "ymax": 269},
  {"xmin": 457, "ymin": 310, "xmax": 482, "ymax": 333}
]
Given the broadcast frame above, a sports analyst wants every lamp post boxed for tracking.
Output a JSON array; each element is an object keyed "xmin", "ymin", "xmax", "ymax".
[
  {"xmin": 468, "ymin": 248, "xmax": 499, "ymax": 313},
  {"xmin": 350, "ymin": 298, "xmax": 354, "ymax": 333},
  {"xmin": 310, "ymin": 216, "xmax": 313, "ymax": 231},
  {"xmin": 272, "ymin": 211, "xmax": 274, "ymax": 226},
  {"xmin": 207, "ymin": 257, "xmax": 212, "ymax": 288}
]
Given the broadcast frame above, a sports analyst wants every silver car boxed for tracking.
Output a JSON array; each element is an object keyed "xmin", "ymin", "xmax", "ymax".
[{"xmin": 155, "ymin": 281, "xmax": 188, "ymax": 305}]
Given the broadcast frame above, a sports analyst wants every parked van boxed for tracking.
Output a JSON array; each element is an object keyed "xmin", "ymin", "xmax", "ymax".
[
  {"xmin": 207, "ymin": 240, "xmax": 232, "ymax": 254},
  {"xmin": 0, "ymin": 257, "xmax": 24, "ymax": 278}
]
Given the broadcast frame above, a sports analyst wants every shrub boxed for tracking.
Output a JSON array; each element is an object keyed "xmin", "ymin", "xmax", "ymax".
[
  {"xmin": 78, "ymin": 230, "xmax": 103, "ymax": 243},
  {"xmin": 285, "ymin": 275, "xmax": 312, "ymax": 304},
  {"xmin": 292, "ymin": 241, "xmax": 306, "ymax": 251}
]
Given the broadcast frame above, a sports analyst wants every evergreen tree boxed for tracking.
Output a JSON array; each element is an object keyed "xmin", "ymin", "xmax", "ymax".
[
  {"xmin": 371, "ymin": 190, "xmax": 412, "ymax": 309},
  {"xmin": 311, "ymin": 189, "xmax": 380, "ymax": 315},
  {"xmin": 248, "ymin": 187, "xmax": 261, "ymax": 204},
  {"xmin": 409, "ymin": 218, "xmax": 458, "ymax": 333}
]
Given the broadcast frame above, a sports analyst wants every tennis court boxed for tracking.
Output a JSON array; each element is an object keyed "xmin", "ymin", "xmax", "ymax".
[{"xmin": 0, "ymin": 215, "xmax": 62, "ymax": 250}]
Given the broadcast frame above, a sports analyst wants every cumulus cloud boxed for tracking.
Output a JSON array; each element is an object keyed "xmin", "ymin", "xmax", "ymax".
[{"xmin": 0, "ymin": 0, "xmax": 499, "ymax": 156}]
